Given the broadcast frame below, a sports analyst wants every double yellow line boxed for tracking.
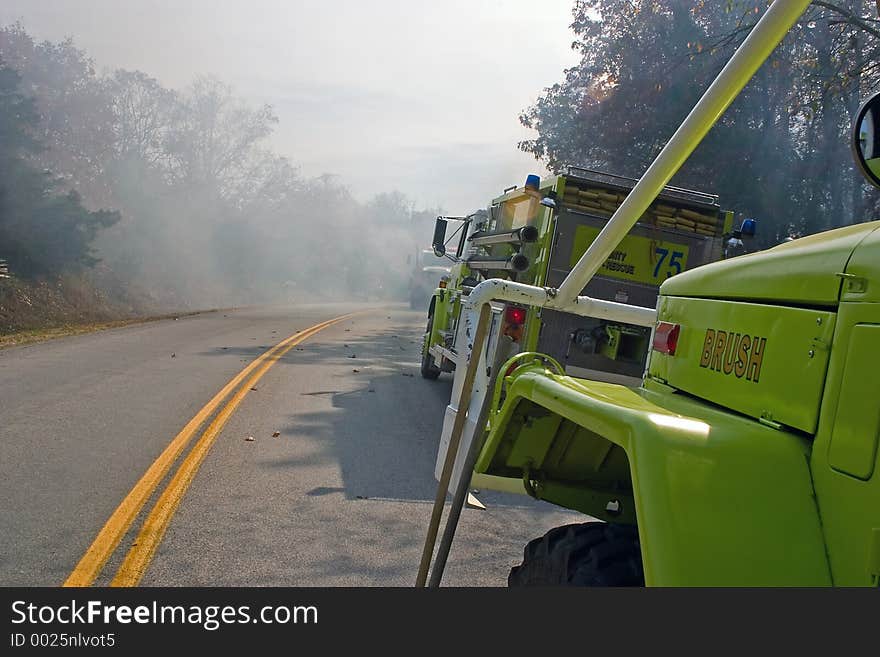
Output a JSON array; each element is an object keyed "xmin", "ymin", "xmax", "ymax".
[{"xmin": 64, "ymin": 312, "xmax": 358, "ymax": 587}]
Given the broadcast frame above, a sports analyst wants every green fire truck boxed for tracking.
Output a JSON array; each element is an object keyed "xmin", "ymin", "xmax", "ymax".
[
  {"xmin": 416, "ymin": 0, "xmax": 880, "ymax": 587},
  {"xmin": 421, "ymin": 167, "xmax": 740, "ymax": 387}
]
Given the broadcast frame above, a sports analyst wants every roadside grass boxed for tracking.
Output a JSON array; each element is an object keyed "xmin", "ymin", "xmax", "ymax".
[
  {"xmin": 0, "ymin": 310, "xmax": 216, "ymax": 350},
  {"xmin": 0, "ymin": 273, "xmax": 226, "ymax": 349}
]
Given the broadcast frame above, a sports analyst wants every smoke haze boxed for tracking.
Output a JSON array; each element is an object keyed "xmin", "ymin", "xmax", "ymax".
[
  {"xmin": 0, "ymin": 0, "xmax": 578, "ymax": 212},
  {"xmin": 0, "ymin": 2, "xmax": 578, "ymax": 317}
]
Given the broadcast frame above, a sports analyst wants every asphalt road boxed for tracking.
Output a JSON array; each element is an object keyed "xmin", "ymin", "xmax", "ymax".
[{"xmin": 0, "ymin": 303, "xmax": 579, "ymax": 587}]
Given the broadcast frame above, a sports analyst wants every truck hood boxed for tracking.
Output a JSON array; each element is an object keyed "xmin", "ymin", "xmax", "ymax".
[{"xmin": 660, "ymin": 221, "xmax": 880, "ymax": 307}]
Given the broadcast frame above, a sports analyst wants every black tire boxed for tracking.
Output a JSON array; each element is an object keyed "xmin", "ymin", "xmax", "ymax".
[
  {"xmin": 508, "ymin": 521, "xmax": 643, "ymax": 586},
  {"xmin": 420, "ymin": 313, "xmax": 441, "ymax": 380}
]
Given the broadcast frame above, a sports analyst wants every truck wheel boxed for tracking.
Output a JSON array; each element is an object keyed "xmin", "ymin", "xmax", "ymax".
[
  {"xmin": 508, "ymin": 521, "xmax": 643, "ymax": 586},
  {"xmin": 420, "ymin": 314, "xmax": 441, "ymax": 380}
]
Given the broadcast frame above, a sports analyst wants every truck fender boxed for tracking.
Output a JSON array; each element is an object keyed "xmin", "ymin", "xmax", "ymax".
[{"xmin": 475, "ymin": 370, "xmax": 832, "ymax": 586}]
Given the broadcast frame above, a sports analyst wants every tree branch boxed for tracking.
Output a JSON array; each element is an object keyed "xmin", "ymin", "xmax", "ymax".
[{"xmin": 812, "ymin": 0, "xmax": 880, "ymax": 40}]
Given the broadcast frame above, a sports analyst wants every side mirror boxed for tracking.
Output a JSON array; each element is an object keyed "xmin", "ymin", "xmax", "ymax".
[
  {"xmin": 432, "ymin": 217, "xmax": 447, "ymax": 257},
  {"xmin": 852, "ymin": 91, "xmax": 880, "ymax": 189}
]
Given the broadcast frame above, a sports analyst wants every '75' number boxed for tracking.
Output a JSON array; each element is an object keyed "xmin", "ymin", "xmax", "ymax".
[{"xmin": 653, "ymin": 248, "xmax": 685, "ymax": 279}]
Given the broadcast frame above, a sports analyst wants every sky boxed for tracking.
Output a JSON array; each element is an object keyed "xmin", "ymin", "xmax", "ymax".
[{"xmin": 0, "ymin": 0, "xmax": 581, "ymax": 214}]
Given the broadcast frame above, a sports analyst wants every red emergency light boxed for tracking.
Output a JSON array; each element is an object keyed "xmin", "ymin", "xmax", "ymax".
[
  {"xmin": 502, "ymin": 305, "xmax": 527, "ymax": 343},
  {"xmin": 505, "ymin": 306, "xmax": 527, "ymax": 326}
]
